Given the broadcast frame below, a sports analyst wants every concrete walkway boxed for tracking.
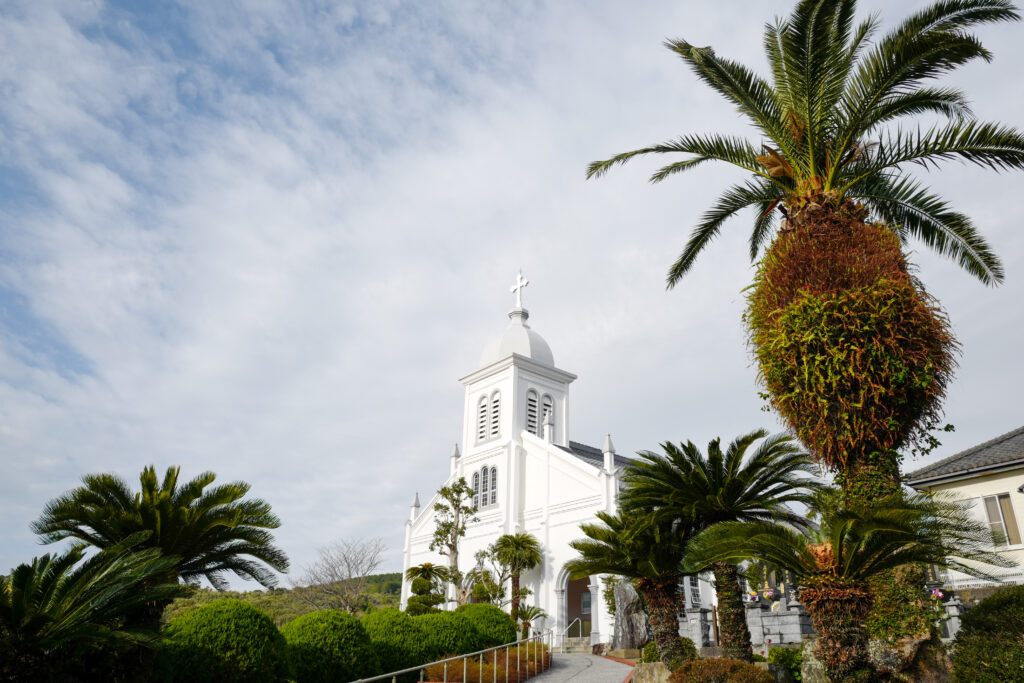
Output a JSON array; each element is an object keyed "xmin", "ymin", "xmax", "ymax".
[{"xmin": 530, "ymin": 653, "xmax": 634, "ymax": 683}]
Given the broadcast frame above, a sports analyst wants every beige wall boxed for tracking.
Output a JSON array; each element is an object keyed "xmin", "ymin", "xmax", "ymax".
[{"xmin": 922, "ymin": 465, "xmax": 1024, "ymax": 586}]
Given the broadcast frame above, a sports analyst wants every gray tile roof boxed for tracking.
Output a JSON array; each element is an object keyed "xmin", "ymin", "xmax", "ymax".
[
  {"xmin": 906, "ymin": 425, "xmax": 1024, "ymax": 486},
  {"xmin": 560, "ymin": 441, "xmax": 634, "ymax": 470}
]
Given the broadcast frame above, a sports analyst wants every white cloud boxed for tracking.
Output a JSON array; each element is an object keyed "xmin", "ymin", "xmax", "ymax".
[{"xmin": 1, "ymin": 0, "xmax": 1022, "ymax": 582}]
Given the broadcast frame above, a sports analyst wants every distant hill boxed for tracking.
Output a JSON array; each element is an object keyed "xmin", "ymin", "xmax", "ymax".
[{"xmin": 163, "ymin": 571, "xmax": 403, "ymax": 626}]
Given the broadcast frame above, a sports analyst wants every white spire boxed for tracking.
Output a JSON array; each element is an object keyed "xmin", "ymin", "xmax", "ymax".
[
  {"xmin": 409, "ymin": 492, "xmax": 420, "ymax": 522},
  {"xmin": 451, "ymin": 443, "xmax": 461, "ymax": 459},
  {"xmin": 450, "ymin": 443, "xmax": 460, "ymax": 476},
  {"xmin": 543, "ymin": 409, "xmax": 554, "ymax": 443},
  {"xmin": 603, "ymin": 434, "xmax": 616, "ymax": 472}
]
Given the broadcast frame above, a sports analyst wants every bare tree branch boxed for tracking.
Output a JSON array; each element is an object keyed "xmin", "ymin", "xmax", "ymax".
[{"xmin": 293, "ymin": 537, "xmax": 386, "ymax": 613}]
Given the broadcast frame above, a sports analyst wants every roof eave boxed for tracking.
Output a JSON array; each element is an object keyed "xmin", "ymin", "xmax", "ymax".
[{"xmin": 907, "ymin": 458, "xmax": 1024, "ymax": 489}]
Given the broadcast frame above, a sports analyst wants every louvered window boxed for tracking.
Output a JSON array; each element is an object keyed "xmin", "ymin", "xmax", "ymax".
[
  {"xmin": 477, "ymin": 397, "xmax": 489, "ymax": 442},
  {"xmin": 490, "ymin": 392, "xmax": 500, "ymax": 438},
  {"xmin": 472, "ymin": 472, "xmax": 480, "ymax": 509},
  {"xmin": 526, "ymin": 390, "xmax": 539, "ymax": 436},
  {"xmin": 541, "ymin": 395, "xmax": 553, "ymax": 433},
  {"xmin": 489, "ymin": 467, "xmax": 497, "ymax": 505}
]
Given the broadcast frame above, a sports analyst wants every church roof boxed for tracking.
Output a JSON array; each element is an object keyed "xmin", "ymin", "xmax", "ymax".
[
  {"xmin": 559, "ymin": 441, "xmax": 634, "ymax": 470},
  {"xmin": 905, "ymin": 425, "xmax": 1024, "ymax": 487},
  {"xmin": 480, "ymin": 307, "xmax": 554, "ymax": 367}
]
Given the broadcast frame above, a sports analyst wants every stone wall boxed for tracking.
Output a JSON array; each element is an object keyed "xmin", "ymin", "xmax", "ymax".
[{"xmin": 745, "ymin": 598, "xmax": 816, "ymax": 649}]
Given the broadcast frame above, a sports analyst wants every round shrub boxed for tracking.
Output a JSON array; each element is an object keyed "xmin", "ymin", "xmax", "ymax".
[
  {"xmin": 281, "ymin": 610, "xmax": 378, "ymax": 683},
  {"xmin": 415, "ymin": 611, "xmax": 482, "ymax": 660},
  {"xmin": 639, "ymin": 641, "xmax": 659, "ymax": 663},
  {"xmin": 158, "ymin": 599, "xmax": 290, "ymax": 682},
  {"xmin": 455, "ymin": 604, "xmax": 517, "ymax": 647},
  {"xmin": 668, "ymin": 657, "xmax": 773, "ymax": 683},
  {"xmin": 410, "ymin": 577, "xmax": 432, "ymax": 595},
  {"xmin": 361, "ymin": 608, "xmax": 430, "ymax": 681},
  {"xmin": 952, "ymin": 584, "xmax": 1024, "ymax": 682}
]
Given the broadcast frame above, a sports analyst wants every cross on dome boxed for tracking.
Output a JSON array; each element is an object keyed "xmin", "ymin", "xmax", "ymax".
[{"xmin": 511, "ymin": 270, "xmax": 529, "ymax": 309}]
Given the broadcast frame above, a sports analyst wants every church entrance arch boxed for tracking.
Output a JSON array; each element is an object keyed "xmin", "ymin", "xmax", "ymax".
[{"xmin": 554, "ymin": 566, "xmax": 597, "ymax": 644}]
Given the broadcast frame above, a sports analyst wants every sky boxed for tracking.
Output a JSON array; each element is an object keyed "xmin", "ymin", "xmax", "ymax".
[{"xmin": 2, "ymin": 0, "xmax": 1022, "ymax": 586}]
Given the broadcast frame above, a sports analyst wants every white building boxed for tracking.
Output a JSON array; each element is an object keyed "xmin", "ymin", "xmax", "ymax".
[
  {"xmin": 401, "ymin": 275, "xmax": 713, "ymax": 646},
  {"xmin": 906, "ymin": 425, "xmax": 1024, "ymax": 588}
]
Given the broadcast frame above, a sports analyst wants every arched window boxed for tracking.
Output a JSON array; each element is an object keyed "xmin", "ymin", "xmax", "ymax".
[
  {"xmin": 489, "ymin": 466, "xmax": 497, "ymax": 505},
  {"xmin": 490, "ymin": 392, "xmax": 500, "ymax": 438},
  {"xmin": 477, "ymin": 396, "xmax": 489, "ymax": 442},
  {"xmin": 526, "ymin": 390, "xmax": 539, "ymax": 436},
  {"xmin": 472, "ymin": 471, "xmax": 480, "ymax": 509},
  {"xmin": 541, "ymin": 395, "xmax": 554, "ymax": 433},
  {"xmin": 470, "ymin": 467, "xmax": 499, "ymax": 509},
  {"xmin": 481, "ymin": 466, "xmax": 490, "ymax": 503}
]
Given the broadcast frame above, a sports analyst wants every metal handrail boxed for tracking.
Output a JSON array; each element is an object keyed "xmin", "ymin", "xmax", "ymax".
[
  {"xmin": 350, "ymin": 629, "xmax": 553, "ymax": 683},
  {"xmin": 559, "ymin": 618, "xmax": 582, "ymax": 653}
]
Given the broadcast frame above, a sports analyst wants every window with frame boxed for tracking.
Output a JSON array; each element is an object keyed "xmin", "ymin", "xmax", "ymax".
[
  {"xmin": 477, "ymin": 396, "xmax": 489, "ymax": 442},
  {"xmin": 688, "ymin": 575, "xmax": 700, "ymax": 606},
  {"xmin": 983, "ymin": 493, "xmax": 1022, "ymax": 546},
  {"xmin": 490, "ymin": 392, "xmax": 500, "ymax": 438},
  {"xmin": 471, "ymin": 467, "xmax": 499, "ymax": 509},
  {"xmin": 581, "ymin": 591, "xmax": 591, "ymax": 615},
  {"xmin": 526, "ymin": 390, "xmax": 539, "ymax": 436},
  {"xmin": 541, "ymin": 395, "xmax": 553, "ymax": 433}
]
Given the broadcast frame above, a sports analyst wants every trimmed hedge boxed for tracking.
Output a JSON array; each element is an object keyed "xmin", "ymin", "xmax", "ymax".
[
  {"xmin": 767, "ymin": 647, "xmax": 802, "ymax": 681},
  {"xmin": 454, "ymin": 604, "xmax": 517, "ymax": 647},
  {"xmin": 361, "ymin": 608, "xmax": 430, "ymax": 681},
  {"xmin": 415, "ymin": 611, "xmax": 482, "ymax": 660},
  {"xmin": 952, "ymin": 584, "xmax": 1024, "ymax": 682},
  {"xmin": 281, "ymin": 610, "xmax": 378, "ymax": 683},
  {"xmin": 668, "ymin": 657, "xmax": 773, "ymax": 683},
  {"xmin": 158, "ymin": 599, "xmax": 290, "ymax": 682}
]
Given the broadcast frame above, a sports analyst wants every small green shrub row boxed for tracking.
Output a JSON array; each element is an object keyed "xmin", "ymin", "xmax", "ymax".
[
  {"xmin": 639, "ymin": 637, "xmax": 698, "ymax": 665},
  {"xmin": 952, "ymin": 584, "xmax": 1024, "ymax": 683},
  {"xmin": 154, "ymin": 599, "xmax": 519, "ymax": 683}
]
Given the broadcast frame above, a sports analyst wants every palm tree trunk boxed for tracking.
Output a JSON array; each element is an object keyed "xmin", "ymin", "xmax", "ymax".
[
  {"xmin": 800, "ymin": 584, "xmax": 873, "ymax": 683},
  {"xmin": 636, "ymin": 575, "xmax": 687, "ymax": 671},
  {"xmin": 711, "ymin": 562, "xmax": 754, "ymax": 662},
  {"xmin": 510, "ymin": 572, "xmax": 521, "ymax": 618}
]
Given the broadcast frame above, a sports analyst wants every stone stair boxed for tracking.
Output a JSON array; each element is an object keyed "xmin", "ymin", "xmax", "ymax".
[{"xmin": 560, "ymin": 636, "xmax": 592, "ymax": 654}]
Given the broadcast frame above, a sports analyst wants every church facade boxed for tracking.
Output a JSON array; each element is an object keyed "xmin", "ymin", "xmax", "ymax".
[{"xmin": 400, "ymin": 276, "xmax": 712, "ymax": 646}]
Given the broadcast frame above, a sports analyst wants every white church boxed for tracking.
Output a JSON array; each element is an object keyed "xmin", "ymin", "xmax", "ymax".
[{"xmin": 400, "ymin": 274, "xmax": 713, "ymax": 646}]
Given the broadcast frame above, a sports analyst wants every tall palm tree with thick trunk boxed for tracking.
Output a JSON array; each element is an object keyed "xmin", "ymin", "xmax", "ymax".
[
  {"xmin": 621, "ymin": 430, "xmax": 818, "ymax": 661},
  {"xmin": 32, "ymin": 465, "xmax": 289, "ymax": 628},
  {"xmin": 687, "ymin": 491, "xmax": 1014, "ymax": 682},
  {"xmin": 492, "ymin": 533, "xmax": 543, "ymax": 620},
  {"xmin": 587, "ymin": 0, "xmax": 1024, "ymax": 499},
  {"xmin": 566, "ymin": 510, "xmax": 695, "ymax": 670}
]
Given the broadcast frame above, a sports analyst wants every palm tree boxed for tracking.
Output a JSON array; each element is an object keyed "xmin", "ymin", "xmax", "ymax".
[
  {"xmin": 515, "ymin": 604, "xmax": 548, "ymax": 641},
  {"xmin": 586, "ymin": 0, "xmax": 1024, "ymax": 501},
  {"xmin": 621, "ymin": 430, "xmax": 818, "ymax": 661},
  {"xmin": 32, "ymin": 466, "xmax": 289, "ymax": 627},
  {"xmin": 492, "ymin": 533, "xmax": 543, "ymax": 619},
  {"xmin": 566, "ymin": 510, "xmax": 696, "ymax": 670},
  {"xmin": 687, "ymin": 491, "xmax": 1015, "ymax": 682},
  {"xmin": 0, "ymin": 534, "xmax": 184, "ymax": 680}
]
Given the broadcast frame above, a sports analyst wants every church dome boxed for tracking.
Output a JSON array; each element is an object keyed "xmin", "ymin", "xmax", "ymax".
[{"xmin": 480, "ymin": 308, "xmax": 554, "ymax": 367}]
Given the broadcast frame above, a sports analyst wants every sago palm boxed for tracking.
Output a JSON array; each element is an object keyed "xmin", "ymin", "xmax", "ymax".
[
  {"xmin": 687, "ymin": 491, "xmax": 1014, "ymax": 682},
  {"xmin": 587, "ymin": 0, "xmax": 1024, "ymax": 500},
  {"xmin": 492, "ymin": 533, "xmax": 543, "ymax": 619},
  {"xmin": 32, "ymin": 465, "xmax": 289, "ymax": 628},
  {"xmin": 566, "ymin": 510, "xmax": 695, "ymax": 670},
  {"xmin": 0, "ymin": 534, "xmax": 184, "ymax": 679},
  {"xmin": 621, "ymin": 430, "xmax": 819, "ymax": 661}
]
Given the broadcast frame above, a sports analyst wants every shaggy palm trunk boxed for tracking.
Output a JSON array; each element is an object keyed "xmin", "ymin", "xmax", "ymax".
[
  {"xmin": 510, "ymin": 572, "xmax": 521, "ymax": 619},
  {"xmin": 711, "ymin": 562, "xmax": 754, "ymax": 661},
  {"xmin": 636, "ymin": 575, "xmax": 687, "ymax": 671},
  {"xmin": 800, "ymin": 584, "xmax": 874, "ymax": 682}
]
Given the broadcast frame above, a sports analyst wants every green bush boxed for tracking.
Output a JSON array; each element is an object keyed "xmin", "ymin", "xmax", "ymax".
[
  {"xmin": 405, "ymin": 593, "xmax": 444, "ymax": 615},
  {"xmin": 639, "ymin": 641, "xmax": 659, "ymax": 663},
  {"xmin": 281, "ymin": 610, "xmax": 378, "ymax": 683},
  {"xmin": 952, "ymin": 584, "xmax": 1024, "ymax": 683},
  {"xmin": 678, "ymin": 637, "xmax": 698, "ymax": 663},
  {"xmin": 416, "ymin": 611, "xmax": 482, "ymax": 659},
  {"xmin": 410, "ymin": 577, "xmax": 432, "ymax": 595},
  {"xmin": 455, "ymin": 604, "xmax": 517, "ymax": 647},
  {"xmin": 668, "ymin": 657, "xmax": 773, "ymax": 683},
  {"xmin": 767, "ymin": 647, "xmax": 802, "ymax": 681},
  {"xmin": 362, "ymin": 608, "xmax": 430, "ymax": 682},
  {"xmin": 158, "ymin": 599, "xmax": 290, "ymax": 682}
]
